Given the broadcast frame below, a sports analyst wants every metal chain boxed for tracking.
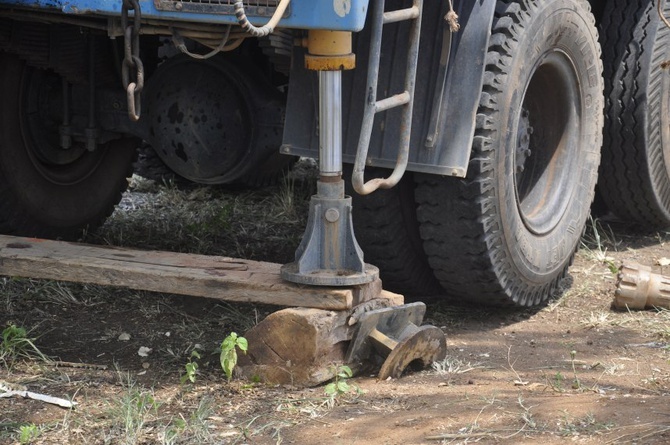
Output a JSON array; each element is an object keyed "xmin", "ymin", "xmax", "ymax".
[{"xmin": 121, "ymin": 0, "xmax": 144, "ymax": 121}]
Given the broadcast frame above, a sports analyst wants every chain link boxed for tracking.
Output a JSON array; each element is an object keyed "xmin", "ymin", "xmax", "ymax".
[{"xmin": 121, "ymin": 0, "xmax": 144, "ymax": 121}]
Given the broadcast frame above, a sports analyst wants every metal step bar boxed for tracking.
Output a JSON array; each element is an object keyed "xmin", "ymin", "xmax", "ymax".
[{"xmin": 352, "ymin": 0, "xmax": 423, "ymax": 195}]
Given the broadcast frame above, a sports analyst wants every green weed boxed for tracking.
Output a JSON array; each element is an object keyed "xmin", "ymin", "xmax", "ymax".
[
  {"xmin": 18, "ymin": 424, "xmax": 41, "ymax": 444},
  {"xmin": 220, "ymin": 332, "xmax": 248, "ymax": 382},
  {"xmin": 107, "ymin": 377, "xmax": 159, "ymax": 445},
  {"xmin": 180, "ymin": 350, "xmax": 201, "ymax": 385},
  {"xmin": 0, "ymin": 324, "xmax": 49, "ymax": 366},
  {"xmin": 162, "ymin": 397, "xmax": 216, "ymax": 445},
  {"xmin": 324, "ymin": 365, "xmax": 362, "ymax": 407}
]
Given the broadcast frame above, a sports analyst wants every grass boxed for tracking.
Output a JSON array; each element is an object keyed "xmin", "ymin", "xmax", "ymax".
[
  {"xmin": 580, "ymin": 216, "xmax": 620, "ymax": 274},
  {"xmin": 161, "ymin": 396, "xmax": 218, "ymax": 445},
  {"xmin": 87, "ymin": 173, "xmax": 312, "ymax": 263},
  {"xmin": 0, "ymin": 324, "xmax": 49, "ymax": 367},
  {"xmin": 558, "ymin": 412, "xmax": 614, "ymax": 437},
  {"xmin": 106, "ymin": 375, "xmax": 159, "ymax": 445},
  {"xmin": 432, "ymin": 357, "xmax": 485, "ymax": 376}
]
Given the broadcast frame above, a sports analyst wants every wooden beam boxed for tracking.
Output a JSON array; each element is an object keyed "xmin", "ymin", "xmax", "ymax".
[{"xmin": 0, "ymin": 235, "xmax": 356, "ymax": 310}]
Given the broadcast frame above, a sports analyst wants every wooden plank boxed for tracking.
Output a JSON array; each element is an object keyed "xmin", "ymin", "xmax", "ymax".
[{"xmin": 0, "ymin": 235, "xmax": 353, "ymax": 310}]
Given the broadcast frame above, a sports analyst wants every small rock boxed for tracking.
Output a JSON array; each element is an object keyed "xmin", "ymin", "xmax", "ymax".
[
  {"xmin": 138, "ymin": 346, "xmax": 152, "ymax": 357},
  {"xmin": 118, "ymin": 333, "xmax": 131, "ymax": 341}
]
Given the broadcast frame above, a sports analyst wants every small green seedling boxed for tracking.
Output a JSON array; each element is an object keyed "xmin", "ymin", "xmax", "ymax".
[
  {"xmin": 220, "ymin": 332, "xmax": 248, "ymax": 382},
  {"xmin": 180, "ymin": 350, "xmax": 201, "ymax": 384},
  {"xmin": 324, "ymin": 365, "xmax": 362, "ymax": 405},
  {"xmin": 18, "ymin": 423, "xmax": 40, "ymax": 444}
]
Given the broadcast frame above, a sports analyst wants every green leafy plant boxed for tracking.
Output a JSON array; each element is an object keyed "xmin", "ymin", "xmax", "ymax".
[
  {"xmin": 220, "ymin": 332, "xmax": 248, "ymax": 382},
  {"xmin": 545, "ymin": 371, "xmax": 565, "ymax": 392},
  {"xmin": 0, "ymin": 324, "xmax": 48, "ymax": 366},
  {"xmin": 324, "ymin": 365, "xmax": 362, "ymax": 406},
  {"xmin": 180, "ymin": 350, "xmax": 201, "ymax": 384},
  {"xmin": 18, "ymin": 424, "xmax": 40, "ymax": 444}
]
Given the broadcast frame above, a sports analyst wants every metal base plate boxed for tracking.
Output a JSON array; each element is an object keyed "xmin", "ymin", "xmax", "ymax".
[{"xmin": 280, "ymin": 262, "xmax": 379, "ymax": 286}]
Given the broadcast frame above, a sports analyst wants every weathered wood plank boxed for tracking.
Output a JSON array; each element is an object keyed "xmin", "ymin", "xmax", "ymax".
[{"xmin": 0, "ymin": 235, "xmax": 354, "ymax": 310}]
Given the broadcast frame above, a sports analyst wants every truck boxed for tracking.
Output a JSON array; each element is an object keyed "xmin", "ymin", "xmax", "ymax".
[{"xmin": 0, "ymin": 0, "xmax": 667, "ymax": 311}]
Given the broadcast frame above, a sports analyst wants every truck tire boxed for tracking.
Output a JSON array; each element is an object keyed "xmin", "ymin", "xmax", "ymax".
[
  {"xmin": 346, "ymin": 168, "xmax": 442, "ymax": 298},
  {"xmin": 0, "ymin": 54, "xmax": 137, "ymax": 239},
  {"xmin": 599, "ymin": 0, "xmax": 670, "ymax": 228},
  {"xmin": 415, "ymin": 0, "xmax": 603, "ymax": 306},
  {"xmin": 143, "ymin": 55, "xmax": 293, "ymax": 187}
]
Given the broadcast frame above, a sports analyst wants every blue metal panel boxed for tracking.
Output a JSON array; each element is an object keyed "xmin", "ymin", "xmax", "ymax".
[{"xmin": 0, "ymin": 0, "xmax": 370, "ymax": 31}]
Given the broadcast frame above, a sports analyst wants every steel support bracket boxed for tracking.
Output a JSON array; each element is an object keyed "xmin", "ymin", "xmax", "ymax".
[
  {"xmin": 346, "ymin": 302, "xmax": 447, "ymax": 379},
  {"xmin": 281, "ymin": 179, "xmax": 379, "ymax": 286}
]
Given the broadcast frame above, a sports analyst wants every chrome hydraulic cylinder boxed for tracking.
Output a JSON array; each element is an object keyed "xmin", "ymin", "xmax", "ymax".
[{"xmin": 281, "ymin": 31, "xmax": 378, "ymax": 286}]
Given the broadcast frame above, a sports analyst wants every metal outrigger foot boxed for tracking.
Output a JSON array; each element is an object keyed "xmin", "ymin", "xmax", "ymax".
[{"xmin": 280, "ymin": 33, "xmax": 378, "ymax": 287}]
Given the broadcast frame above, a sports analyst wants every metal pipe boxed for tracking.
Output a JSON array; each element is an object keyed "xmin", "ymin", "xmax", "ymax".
[
  {"xmin": 318, "ymin": 70, "xmax": 342, "ymax": 176},
  {"xmin": 352, "ymin": 0, "xmax": 423, "ymax": 195},
  {"xmin": 383, "ymin": 6, "xmax": 419, "ymax": 24},
  {"xmin": 375, "ymin": 92, "xmax": 410, "ymax": 113}
]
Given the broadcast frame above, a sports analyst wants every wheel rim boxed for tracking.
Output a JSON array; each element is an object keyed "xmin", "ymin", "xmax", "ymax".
[
  {"xmin": 19, "ymin": 68, "xmax": 106, "ymax": 186},
  {"xmin": 661, "ymin": 66, "xmax": 670, "ymax": 182},
  {"xmin": 513, "ymin": 51, "xmax": 582, "ymax": 236}
]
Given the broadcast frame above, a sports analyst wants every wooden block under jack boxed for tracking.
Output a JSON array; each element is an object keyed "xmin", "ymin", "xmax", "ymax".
[
  {"xmin": 237, "ymin": 291, "xmax": 403, "ymax": 386},
  {"xmin": 0, "ymin": 235, "xmax": 386, "ymax": 310}
]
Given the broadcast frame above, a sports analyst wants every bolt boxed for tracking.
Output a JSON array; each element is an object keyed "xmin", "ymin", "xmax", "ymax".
[
  {"xmin": 451, "ymin": 169, "xmax": 459, "ymax": 176},
  {"xmin": 175, "ymin": 1, "xmax": 183, "ymax": 10},
  {"xmin": 325, "ymin": 208, "xmax": 340, "ymax": 223}
]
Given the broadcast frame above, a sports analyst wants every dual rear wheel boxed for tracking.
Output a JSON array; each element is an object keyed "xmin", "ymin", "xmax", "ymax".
[{"xmin": 354, "ymin": 0, "xmax": 603, "ymax": 305}]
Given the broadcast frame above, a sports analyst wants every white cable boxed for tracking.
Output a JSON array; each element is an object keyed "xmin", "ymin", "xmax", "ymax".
[
  {"xmin": 233, "ymin": 0, "xmax": 291, "ymax": 37},
  {"xmin": 171, "ymin": 25, "xmax": 232, "ymax": 60}
]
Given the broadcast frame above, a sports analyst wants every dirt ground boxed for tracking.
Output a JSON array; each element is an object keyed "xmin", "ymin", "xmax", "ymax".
[{"xmin": 1, "ymin": 175, "xmax": 669, "ymax": 444}]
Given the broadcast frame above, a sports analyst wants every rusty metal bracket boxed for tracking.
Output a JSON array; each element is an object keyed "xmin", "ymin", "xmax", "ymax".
[{"xmin": 346, "ymin": 302, "xmax": 446, "ymax": 379}]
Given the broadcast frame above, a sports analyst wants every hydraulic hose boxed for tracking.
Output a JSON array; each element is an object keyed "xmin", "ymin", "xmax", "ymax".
[{"xmin": 233, "ymin": 0, "xmax": 291, "ymax": 37}]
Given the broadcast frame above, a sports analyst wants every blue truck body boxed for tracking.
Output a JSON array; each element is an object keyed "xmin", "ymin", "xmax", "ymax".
[{"xmin": 0, "ymin": 0, "xmax": 370, "ymax": 30}]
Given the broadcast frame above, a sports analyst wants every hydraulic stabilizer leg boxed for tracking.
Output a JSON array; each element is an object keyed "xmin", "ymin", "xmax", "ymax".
[{"xmin": 281, "ymin": 31, "xmax": 379, "ymax": 286}]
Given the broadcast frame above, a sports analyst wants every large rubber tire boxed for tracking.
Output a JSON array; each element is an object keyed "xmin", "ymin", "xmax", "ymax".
[
  {"xmin": 598, "ymin": 0, "xmax": 670, "ymax": 228},
  {"xmin": 345, "ymin": 168, "xmax": 442, "ymax": 298},
  {"xmin": 0, "ymin": 54, "xmax": 137, "ymax": 239},
  {"xmin": 415, "ymin": 0, "xmax": 603, "ymax": 306},
  {"xmin": 143, "ymin": 55, "xmax": 294, "ymax": 187}
]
